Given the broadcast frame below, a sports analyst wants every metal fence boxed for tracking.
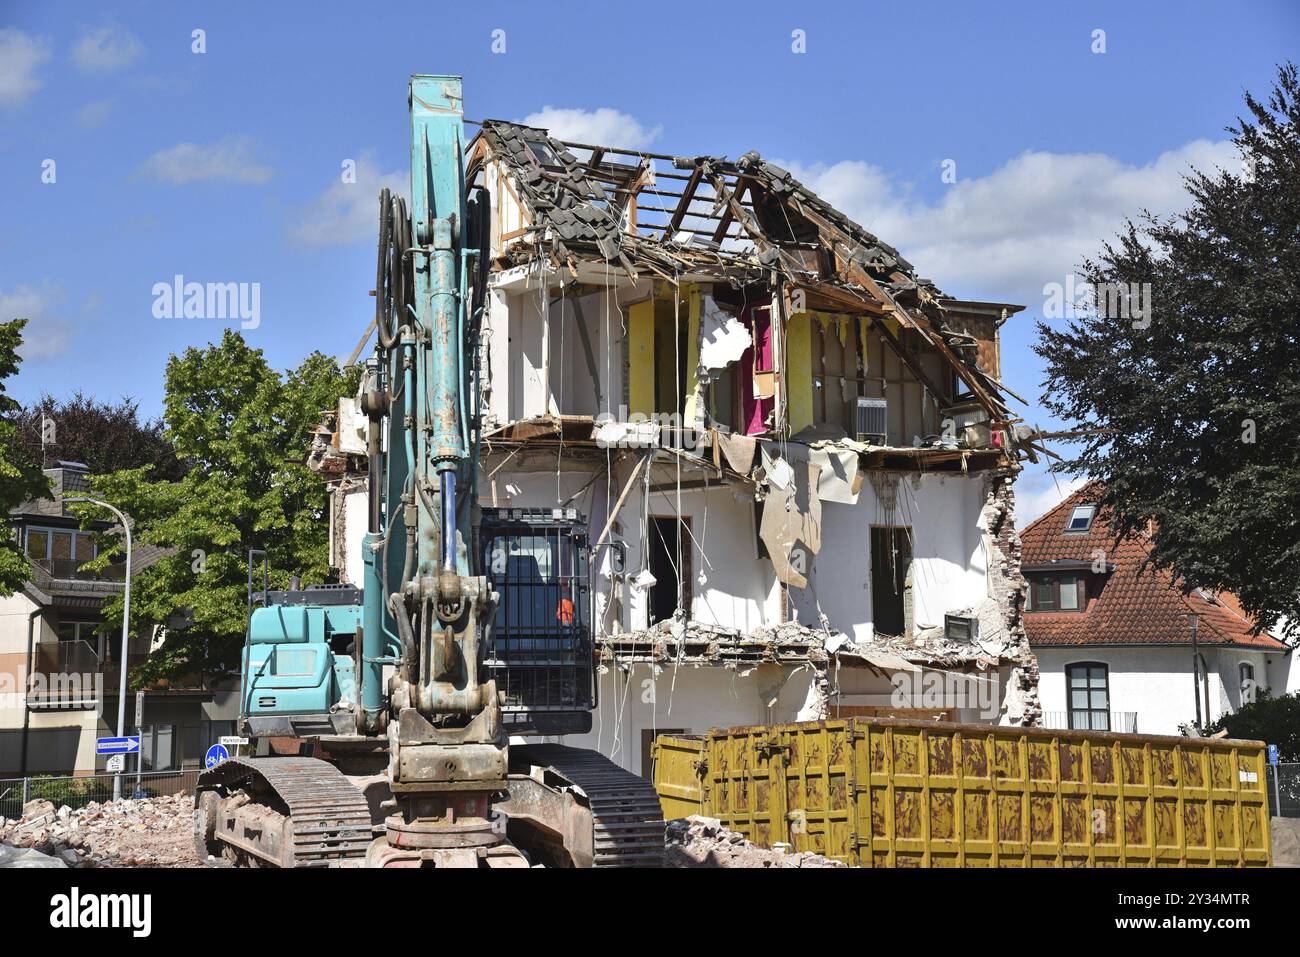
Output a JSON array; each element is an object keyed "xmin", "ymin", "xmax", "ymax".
[
  {"xmin": 1040, "ymin": 710, "xmax": 1139, "ymax": 733},
  {"xmin": 1267, "ymin": 763, "xmax": 1300, "ymax": 818},
  {"xmin": 0, "ymin": 769, "xmax": 200, "ymax": 822}
]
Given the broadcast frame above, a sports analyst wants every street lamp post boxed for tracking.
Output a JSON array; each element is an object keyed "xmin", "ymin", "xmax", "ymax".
[{"xmin": 65, "ymin": 496, "xmax": 132, "ymax": 801}]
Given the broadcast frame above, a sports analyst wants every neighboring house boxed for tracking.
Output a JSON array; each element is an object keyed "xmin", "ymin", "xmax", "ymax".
[
  {"xmin": 1022, "ymin": 484, "xmax": 1292, "ymax": 736},
  {"xmin": 315, "ymin": 118, "xmax": 1047, "ymax": 778},
  {"xmin": 0, "ymin": 462, "xmax": 239, "ymax": 777}
]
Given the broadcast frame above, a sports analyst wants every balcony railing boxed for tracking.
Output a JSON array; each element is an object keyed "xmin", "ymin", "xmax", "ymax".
[
  {"xmin": 28, "ymin": 557, "xmax": 126, "ymax": 584},
  {"xmin": 1041, "ymin": 710, "xmax": 1138, "ymax": 734},
  {"xmin": 26, "ymin": 640, "xmax": 102, "ymax": 710}
]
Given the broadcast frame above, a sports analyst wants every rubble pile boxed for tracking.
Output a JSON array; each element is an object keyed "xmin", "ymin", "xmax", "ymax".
[
  {"xmin": 665, "ymin": 815, "xmax": 844, "ymax": 868},
  {"xmin": 0, "ymin": 795, "xmax": 200, "ymax": 868}
]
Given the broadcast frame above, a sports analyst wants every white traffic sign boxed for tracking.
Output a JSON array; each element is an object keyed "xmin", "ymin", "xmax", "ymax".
[
  {"xmin": 219, "ymin": 736, "xmax": 249, "ymax": 747},
  {"xmin": 106, "ymin": 754, "xmax": 125, "ymax": 774}
]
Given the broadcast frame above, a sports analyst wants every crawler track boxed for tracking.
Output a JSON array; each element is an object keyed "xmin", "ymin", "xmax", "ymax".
[
  {"xmin": 513, "ymin": 744, "xmax": 665, "ymax": 867},
  {"xmin": 196, "ymin": 757, "xmax": 373, "ymax": 867}
]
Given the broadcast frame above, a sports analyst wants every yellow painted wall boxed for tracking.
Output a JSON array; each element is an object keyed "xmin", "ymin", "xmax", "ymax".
[
  {"xmin": 630, "ymin": 287, "xmax": 702, "ymax": 421},
  {"xmin": 785, "ymin": 311, "xmax": 814, "ymax": 435},
  {"xmin": 627, "ymin": 299, "xmax": 655, "ymax": 415}
]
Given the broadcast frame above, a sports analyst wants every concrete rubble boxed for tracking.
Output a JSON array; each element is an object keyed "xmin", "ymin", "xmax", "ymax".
[
  {"xmin": 0, "ymin": 795, "xmax": 200, "ymax": 868},
  {"xmin": 666, "ymin": 815, "xmax": 844, "ymax": 868}
]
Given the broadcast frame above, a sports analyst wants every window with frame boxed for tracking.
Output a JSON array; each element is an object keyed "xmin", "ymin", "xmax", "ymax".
[
  {"xmin": 1066, "ymin": 662, "xmax": 1110, "ymax": 730},
  {"xmin": 25, "ymin": 525, "xmax": 97, "ymax": 572},
  {"xmin": 1239, "ymin": 662, "xmax": 1256, "ymax": 704},
  {"xmin": 1029, "ymin": 573, "xmax": 1082, "ymax": 611},
  {"xmin": 1066, "ymin": 505, "xmax": 1097, "ymax": 532}
]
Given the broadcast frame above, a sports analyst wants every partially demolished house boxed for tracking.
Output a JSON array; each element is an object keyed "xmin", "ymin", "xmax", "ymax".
[{"xmin": 318, "ymin": 120, "xmax": 1043, "ymax": 777}]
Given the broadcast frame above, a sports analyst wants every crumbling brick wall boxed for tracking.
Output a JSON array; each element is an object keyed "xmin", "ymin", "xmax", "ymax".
[{"xmin": 982, "ymin": 466, "xmax": 1041, "ymax": 726}]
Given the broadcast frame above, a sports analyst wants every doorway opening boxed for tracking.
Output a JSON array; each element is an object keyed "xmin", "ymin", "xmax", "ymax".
[
  {"xmin": 648, "ymin": 515, "xmax": 692, "ymax": 625},
  {"xmin": 870, "ymin": 525, "xmax": 913, "ymax": 637}
]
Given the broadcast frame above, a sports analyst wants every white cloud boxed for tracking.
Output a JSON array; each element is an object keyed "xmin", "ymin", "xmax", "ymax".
[
  {"xmin": 291, "ymin": 153, "xmax": 405, "ymax": 246},
  {"xmin": 780, "ymin": 139, "xmax": 1239, "ymax": 301},
  {"xmin": 1015, "ymin": 471, "xmax": 1087, "ymax": 528},
  {"xmin": 0, "ymin": 28, "xmax": 50, "ymax": 108},
  {"xmin": 139, "ymin": 135, "xmax": 273, "ymax": 185},
  {"xmin": 521, "ymin": 106, "xmax": 661, "ymax": 150},
  {"xmin": 0, "ymin": 285, "xmax": 72, "ymax": 360},
  {"xmin": 74, "ymin": 97, "xmax": 114, "ymax": 128},
  {"xmin": 72, "ymin": 24, "xmax": 142, "ymax": 74}
]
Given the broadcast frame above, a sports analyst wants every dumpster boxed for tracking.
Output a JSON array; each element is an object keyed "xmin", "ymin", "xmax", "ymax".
[{"xmin": 653, "ymin": 718, "xmax": 1272, "ymax": 867}]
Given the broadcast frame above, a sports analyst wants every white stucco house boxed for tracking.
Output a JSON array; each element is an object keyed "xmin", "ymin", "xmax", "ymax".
[{"xmin": 1022, "ymin": 484, "xmax": 1293, "ymax": 736}]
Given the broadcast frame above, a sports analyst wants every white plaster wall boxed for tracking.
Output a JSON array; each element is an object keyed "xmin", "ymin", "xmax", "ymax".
[
  {"xmin": 491, "ymin": 286, "xmax": 631, "ymax": 424},
  {"xmin": 809, "ymin": 472, "xmax": 989, "ymax": 641},
  {"xmin": 623, "ymin": 481, "xmax": 779, "ymax": 634},
  {"xmin": 547, "ymin": 662, "xmax": 815, "ymax": 776},
  {"xmin": 1211, "ymin": 646, "xmax": 1280, "ymax": 714},
  {"xmin": 1267, "ymin": 648, "xmax": 1297, "ymax": 696},
  {"xmin": 1036, "ymin": 646, "xmax": 1285, "ymax": 736}
]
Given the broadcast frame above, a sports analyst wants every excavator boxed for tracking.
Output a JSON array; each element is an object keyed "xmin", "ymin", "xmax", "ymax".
[{"xmin": 192, "ymin": 75, "xmax": 664, "ymax": 868}]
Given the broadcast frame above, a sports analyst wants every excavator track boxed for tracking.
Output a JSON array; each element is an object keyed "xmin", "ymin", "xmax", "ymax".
[
  {"xmin": 514, "ymin": 744, "xmax": 665, "ymax": 868},
  {"xmin": 195, "ymin": 757, "xmax": 373, "ymax": 867}
]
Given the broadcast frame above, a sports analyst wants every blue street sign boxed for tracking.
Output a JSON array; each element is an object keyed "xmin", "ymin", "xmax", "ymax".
[
  {"xmin": 96, "ymin": 735, "xmax": 141, "ymax": 755},
  {"xmin": 205, "ymin": 743, "xmax": 230, "ymax": 769},
  {"xmin": 1268, "ymin": 744, "xmax": 1279, "ymax": 766}
]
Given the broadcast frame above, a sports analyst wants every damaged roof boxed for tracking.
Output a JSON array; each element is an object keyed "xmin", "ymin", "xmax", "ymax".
[{"xmin": 469, "ymin": 119, "xmax": 1022, "ymax": 421}]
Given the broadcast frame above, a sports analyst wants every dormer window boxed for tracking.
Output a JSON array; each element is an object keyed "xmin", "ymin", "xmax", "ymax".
[
  {"xmin": 1029, "ymin": 573, "xmax": 1083, "ymax": 611},
  {"xmin": 1066, "ymin": 505, "xmax": 1096, "ymax": 532}
]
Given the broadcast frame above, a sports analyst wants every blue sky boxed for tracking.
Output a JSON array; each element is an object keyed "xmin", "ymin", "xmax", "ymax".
[{"xmin": 2, "ymin": 0, "xmax": 1296, "ymax": 519}]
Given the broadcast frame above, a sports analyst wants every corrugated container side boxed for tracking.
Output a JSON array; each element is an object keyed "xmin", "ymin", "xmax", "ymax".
[
  {"xmin": 652, "ymin": 734, "xmax": 708, "ymax": 820},
  {"xmin": 654, "ymin": 718, "xmax": 1272, "ymax": 868}
]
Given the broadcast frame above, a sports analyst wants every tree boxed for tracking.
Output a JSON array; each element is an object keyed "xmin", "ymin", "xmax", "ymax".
[
  {"xmin": 1034, "ymin": 63, "xmax": 1300, "ymax": 640},
  {"xmin": 1205, "ymin": 691, "xmax": 1300, "ymax": 762},
  {"xmin": 14, "ymin": 392, "xmax": 186, "ymax": 480},
  {"xmin": 0, "ymin": 320, "xmax": 52, "ymax": 595},
  {"xmin": 91, "ymin": 330, "xmax": 360, "ymax": 686}
]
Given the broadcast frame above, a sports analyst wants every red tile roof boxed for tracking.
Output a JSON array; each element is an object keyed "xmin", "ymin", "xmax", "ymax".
[{"xmin": 1019, "ymin": 483, "xmax": 1288, "ymax": 651}]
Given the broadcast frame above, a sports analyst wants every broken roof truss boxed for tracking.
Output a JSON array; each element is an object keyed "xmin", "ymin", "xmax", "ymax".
[{"xmin": 468, "ymin": 119, "xmax": 1028, "ymax": 434}]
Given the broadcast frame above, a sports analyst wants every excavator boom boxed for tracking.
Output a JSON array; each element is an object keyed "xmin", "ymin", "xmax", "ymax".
[{"xmin": 194, "ymin": 75, "xmax": 664, "ymax": 869}]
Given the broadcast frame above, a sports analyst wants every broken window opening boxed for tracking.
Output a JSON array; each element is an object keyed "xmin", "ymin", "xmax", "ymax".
[
  {"xmin": 648, "ymin": 515, "xmax": 692, "ymax": 625},
  {"xmin": 706, "ymin": 362, "xmax": 738, "ymax": 431},
  {"xmin": 870, "ymin": 525, "xmax": 913, "ymax": 637}
]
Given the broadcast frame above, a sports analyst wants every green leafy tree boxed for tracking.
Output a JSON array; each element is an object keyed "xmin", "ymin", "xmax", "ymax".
[
  {"xmin": 1034, "ymin": 63, "xmax": 1300, "ymax": 639},
  {"xmin": 0, "ymin": 320, "xmax": 52, "ymax": 594},
  {"xmin": 91, "ymin": 330, "xmax": 360, "ymax": 686},
  {"xmin": 1205, "ymin": 691, "xmax": 1300, "ymax": 761}
]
